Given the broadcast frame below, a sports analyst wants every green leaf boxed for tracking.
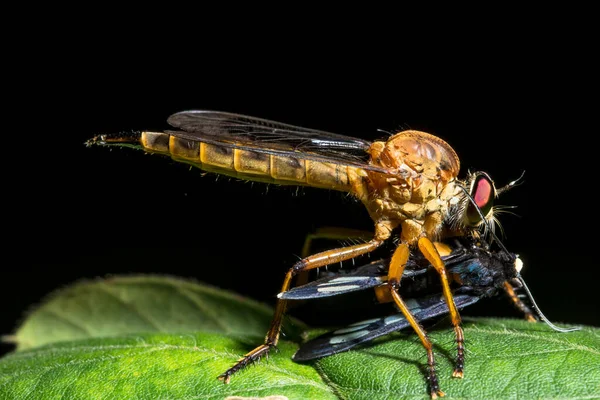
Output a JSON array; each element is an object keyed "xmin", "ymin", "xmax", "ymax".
[
  {"xmin": 9, "ymin": 275, "xmax": 306, "ymax": 351},
  {"xmin": 2, "ymin": 276, "xmax": 598, "ymax": 399},
  {"xmin": 1, "ymin": 319, "xmax": 598, "ymax": 399},
  {"xmin": 312, "ymin": 318, "xmax": 600, "ymax": 399},
  {"xmin": 0, "ymin": 332, "xmax": 337, "ymax": 400}
]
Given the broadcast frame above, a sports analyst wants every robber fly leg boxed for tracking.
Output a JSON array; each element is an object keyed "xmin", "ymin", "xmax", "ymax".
[
  {"xmin": 388, "ymin": 242, "xmax": 445, "ymax": 399},
  {"xmin": 218, "ymin": 237, "xmax": 385, "ymax": 384},
  {"xmin": 296, "ymin": 226, "xmax": 374, "ymax": 286},
  {"xmin": 418, "ymin": 237, "xmax": 465, "ymax": 379},
  {"xmin": 503, "ymin": 281, "xmax": 536, "ymax": 322},
  {"xmin": 301, "ymin": 226, "xmax": 375, "ymax": 258}
]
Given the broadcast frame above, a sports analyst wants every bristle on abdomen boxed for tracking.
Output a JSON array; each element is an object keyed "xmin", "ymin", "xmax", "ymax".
[{"xmin": 137, "ymin": 131, "xmax": 354, "ymax": 191}]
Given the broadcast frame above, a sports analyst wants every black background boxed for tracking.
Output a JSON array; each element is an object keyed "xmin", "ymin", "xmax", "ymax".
[{"xmin": 4, "ymin": 20, "xmax": 598, "ymax": 357}]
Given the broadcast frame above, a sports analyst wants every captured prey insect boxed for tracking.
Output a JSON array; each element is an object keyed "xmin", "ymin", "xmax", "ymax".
[
  {"xmin": 87, "ymin": 110, "xmax": 527, "ymax": 397},
  {"xmin": 282, "ymin": 236, "xmax": 577, "ymax": 365}
]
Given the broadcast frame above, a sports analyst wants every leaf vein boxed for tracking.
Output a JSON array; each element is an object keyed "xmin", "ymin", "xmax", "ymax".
[
  {"xmin": 324, "ymin": 384, "xmax": 416, "ymax": 396},
  {"xmin": 478, "ymin": 348, "xmax": 599, "ymax": 359},
  {"xmin": 43, "ymin": 308, "xmax": 93, "ymax": 336},
  {"xmin": 196, "ymin": 383, "xmax": 335, "ymax": 400},
  {"xmin": 175, "ymin": 287, "xmax": 230, "ymax": 333},
  {"xmin": 470, "ymin": 327, "xmax": 600, "ymax": 355},
  {"xmin": 95, "ymin": 285, "xmax": 165, "ymax": 331},
  {"xmin": 4, "ymin": 342, "xmax": 220, "ymax": 361},
  {"xmin": 57, "ymin": 363, "xmax": 86, "ymax": 400},
  {"xmin": 21, "ymin": 362, "xmax": 53, "ymax": 400},
  {"xmin": 551, "ymin": 349, "xmax": 571, "ymax": 388},
  {"xmin": 313, "ymin": 363, "xmax": 345, "ymax": 400},
  {"xmin": 500, "ymin": 351, "xmax": 522, "ymax": 396},
  {"xmin": 238, "ymin": 362, "xmax": 334, "ymax": 390},
  {"xmin": 0, "ymin": 344, "xmax": 225, "ymax": 384}
]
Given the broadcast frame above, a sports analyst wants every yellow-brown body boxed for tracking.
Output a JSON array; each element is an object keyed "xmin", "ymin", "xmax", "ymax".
[
  {"xmin": 138, "ymin": 129, "xmax": 462, "ymax": 245},
  {"xmin": 141, "ymin": 131, "xmax": 357, "ymax": 192},
  {"xmin": 358, "ymin": 130, "xmax": 461, "ymax": 243}
]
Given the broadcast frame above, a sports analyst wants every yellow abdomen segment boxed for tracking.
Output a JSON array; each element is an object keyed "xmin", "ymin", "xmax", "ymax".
[{"xmin": 140, "ymin": 131, "xmax": 354, "ymax": 192}]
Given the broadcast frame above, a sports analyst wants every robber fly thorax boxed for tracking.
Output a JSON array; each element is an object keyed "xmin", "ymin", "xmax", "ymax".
[{"xmin": 351, "ymin": 130, "xmax": 463, "ymax": 244}]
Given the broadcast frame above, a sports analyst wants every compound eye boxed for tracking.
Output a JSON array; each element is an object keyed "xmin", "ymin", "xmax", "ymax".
[{"xmin": 466, "ymin": 173, "xmax": 495, "ymax": 226}]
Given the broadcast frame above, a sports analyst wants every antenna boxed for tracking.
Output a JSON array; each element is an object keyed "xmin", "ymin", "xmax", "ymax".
[
  {"xmin": 497, "ymin": 170, "xmax": 526, "ymax": 195},
  {"xmin": 517, "ymin": 276, "xmax": 581, "ymax": 333}
]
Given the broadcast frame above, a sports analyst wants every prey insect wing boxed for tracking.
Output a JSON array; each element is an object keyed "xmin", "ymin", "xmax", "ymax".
[
  {"xmin": 281, "ymin": 239, "xmax": 473, "ymax": 300},
  {"xmin": 293, "ymin": 293, "xmax": 481, "ymax": 361},
  {"xmin": 281, "ymin": 260, "xmax": 387, "ymax": 300},
  {"xmin": 290, "ymin": 237, "xmax": 526, "ymax": 361},
  {"xmin": 280, "ymin": 258, "xmax": 433, "ymax": 300}
]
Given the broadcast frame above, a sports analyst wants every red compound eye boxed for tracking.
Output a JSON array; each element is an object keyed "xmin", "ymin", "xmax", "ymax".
[{"xmin": 466, "ymin": 173, "xmax": 495, "ymax": 226}]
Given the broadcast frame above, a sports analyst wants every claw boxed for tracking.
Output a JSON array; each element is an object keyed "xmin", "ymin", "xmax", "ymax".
[
  {"xmin": 431, "ymin": 390, "xmax": 445, "ymax": 399},
  {"xmin": 452, "ymin": 370, "xmax": 464, "ymax": 379}
]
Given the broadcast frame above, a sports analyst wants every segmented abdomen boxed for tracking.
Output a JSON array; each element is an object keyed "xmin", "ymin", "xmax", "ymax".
[{"xmin": 141, "ymin": 131, "xmax": 354, "ymax": 192}]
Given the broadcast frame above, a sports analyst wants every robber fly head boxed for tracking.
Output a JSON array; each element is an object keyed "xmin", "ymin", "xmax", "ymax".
[{"xmin": 448, "ymin": 170, "xmax": 526, "ymax": 240}]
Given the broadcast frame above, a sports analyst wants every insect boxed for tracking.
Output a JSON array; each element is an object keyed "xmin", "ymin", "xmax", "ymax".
[
  {"xmin": 283, "ymin": 236, "xmax": 574, "ymax": 364},
  {"xmin": 87, "ymin": 110, "xmax": 529, "ymax": 397}
]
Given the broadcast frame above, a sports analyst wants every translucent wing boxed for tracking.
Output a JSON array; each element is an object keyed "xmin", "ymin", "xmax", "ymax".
[
  {"xmin": 167, "ymin": 110, "xmax": 393, "ymax": 174},
  {"xmin": 293, "ymin": 293, "xmax": 481, "ymax": 361}
]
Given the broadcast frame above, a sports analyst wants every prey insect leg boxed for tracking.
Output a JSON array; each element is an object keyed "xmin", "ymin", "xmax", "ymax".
[
  {"xmin": 218, "ymin": 238, "xmax": 385, "ymax": 383},
  {"xmin": 387, "ymin": 243, "xmax": 445, "ymax": 399},
  {"xmin": 418, "ymin": 237, "xmax": 465, "ymax": 379},
  {"xmin": 503, "ymin": 281, "xmax": 536, "ymax": 322}
]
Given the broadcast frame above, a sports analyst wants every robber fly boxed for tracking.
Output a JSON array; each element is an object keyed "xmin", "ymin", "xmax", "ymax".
[{"xmin": 87, "ymin": 110, "xmax": 530, "ymax": 398}]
